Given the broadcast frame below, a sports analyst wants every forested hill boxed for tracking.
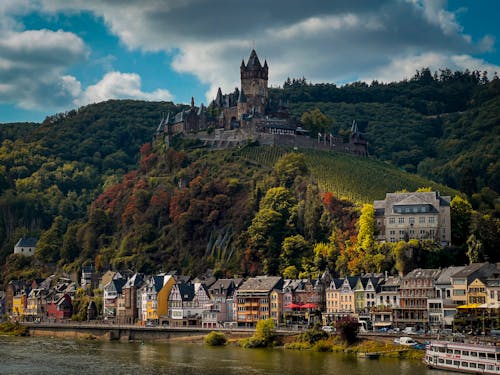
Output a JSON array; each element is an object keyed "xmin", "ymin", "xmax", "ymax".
[
  {"xmin": 0, "ymin": 69, "xmax": 499, "ymax": 283},
  {"xmin": 274, "ymin": 69, "xmax": 500, "ymax": 195}
]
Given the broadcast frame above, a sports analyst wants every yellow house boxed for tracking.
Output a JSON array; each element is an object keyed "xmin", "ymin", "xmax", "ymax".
[
  {"xmin": 468, "ymin": 278, "xmax": 487, "ymax": 305},
  {"xmin": 157, "ymin": 275, "xmax": 176, "ymax": 321},
  {"xmin": 12, "ymin": 293, "xmax": 27, "ymax": 318}
]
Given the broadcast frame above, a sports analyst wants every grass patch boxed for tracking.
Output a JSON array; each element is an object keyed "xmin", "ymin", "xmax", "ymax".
[{"xmin": 0, "ymin": 321, "xmax": 28, "ymax": 336}]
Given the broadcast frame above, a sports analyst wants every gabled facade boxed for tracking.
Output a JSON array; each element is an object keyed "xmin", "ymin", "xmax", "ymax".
[
  {"xmin": 450, "ymin": 263, "xmax": 497, "ymax": 306},
  {"xmin": 103, "ymin": 277, "xmax": 126, "ymax": 320},
  {"xmin": 139, "ymin": 275, "xmax": 164, "ymax": 323},
  {"xmin": 208, "ymin": 278, "xmax": 241, "ymax": 323},
  {"xmin": 46, "ymin": 294, "xmax": 72, "ymax": 321},
  {"xmin": 117, "ymin": 273, "xmax": 144, "ymax": 324},
  {"xmin": 168, "ymin": 282, "xmax": 211, "ymax": 327},
  {"xmin": 157, "ymin": 275, "xmax": 176, "ymax": 323}
]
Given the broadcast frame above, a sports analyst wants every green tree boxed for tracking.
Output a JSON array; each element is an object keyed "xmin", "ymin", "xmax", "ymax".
[
  {"xmin": 301, "ymin": 108, "xmax": 334, "ymax": 136},
  {"xmin": 280, "ymin": 234, "xmax": 311, "ymax": 272},
  {"xmin": 450, "ymin": 196, "xmax": 473, "ymax": 246},
  {"xmin": 273, "ymin": 153, "xmax": 308, "ymax": 188},
  {"xmin": 466, "ymin": 234, "xmax": 484, "ymax": 263},
  {"xmin": 357, "ymin": 204, "xmax": 376, "ymax": 251},
  {"xmin": 282, "ymin": 265, "xmax": 299, "ymax": 279}
]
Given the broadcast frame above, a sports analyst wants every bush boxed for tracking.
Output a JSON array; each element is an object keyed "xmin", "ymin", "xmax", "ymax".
[
  {"xmin": 205, "ymin": 331, "xmax": 227, "ymax": 346},
  {"xmin": 312, "ymin": 339, "xmax": 334, "ymax": 352},
  {"xmin": 334, "ymin": 316, "xmax": 359, "ymax": 344},
  {"xmin": 240, "ymin": 319, "xmax": 278, "ymax": 348},
  {"xmin": 297, "ymin": 327, "xmax": 329, "ymax": 344}
]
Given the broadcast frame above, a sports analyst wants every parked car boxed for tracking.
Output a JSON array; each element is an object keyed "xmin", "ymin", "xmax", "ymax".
[
  {"xmin": 321, "ymin": 326, "xmax": 334, "ymax": 333},
  {"xmin": 394, "ymin": 336, "xmax": 418, "ymax": 346}
]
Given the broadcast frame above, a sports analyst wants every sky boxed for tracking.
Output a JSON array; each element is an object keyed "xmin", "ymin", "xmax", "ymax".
[{"xmin": 1, "ymin": 0, "xmax": 499, "ymax": 123}]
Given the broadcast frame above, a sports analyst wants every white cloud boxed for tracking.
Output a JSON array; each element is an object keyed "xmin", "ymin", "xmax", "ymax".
[
  {"xmin": 2, "ymin": 0, "xmax": 498, "ymax": 112},
  {"xmin": 37, "ymin": 0, "xmax": 494, "ymax": 101},
  {"xmin": 0, "ymin": 28, "xmax": 88, "ymax": 109},
  {"xmin": 77, "ymin": 71, "xmax": 173, "ymax": 106}
]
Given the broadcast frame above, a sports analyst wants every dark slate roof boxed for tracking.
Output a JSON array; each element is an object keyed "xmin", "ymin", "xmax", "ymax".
[
  {"xmin": 329, "ymin": 278, "xmax": 344, "ymax": 289},
  {"xmin": 124, "ymin": 273, "xmax": 144, "ymax": 288},
  {"xmin": 246, "ymin": 49, "xmax": 262, "ymax": 69},
  {"xmin": 404, "ymin": 268, "xmax": 441, "ymax": 280},
  {"xmin": 177, "ymin": 283, "xmax": 195, "ymax": 302},
  {"xmin": 238, "ymin": 88, "xmax": 247, "ymax": 103},
  {"xmin": 15, "ymin": 237, "xmax": 38, "ymax": 248},
  {"xmin": 435, "ymin": 266, "xmax": 465, "ymax": 285},
  {"xmin": 238, "ymin": 276, "xmax": 283, "ymax": 292},
  {"xmin": 451, "ymin": 263, "xmax": 497, "ymax": 282}
]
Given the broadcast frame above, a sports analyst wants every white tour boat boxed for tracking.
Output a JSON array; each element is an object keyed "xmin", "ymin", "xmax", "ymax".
[{"xmin": 424, "ymin": 340, "xmax": 500, "ymax": 374}]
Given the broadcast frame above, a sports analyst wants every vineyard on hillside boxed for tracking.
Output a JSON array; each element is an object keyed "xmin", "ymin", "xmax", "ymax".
[{"xmin": 235, "ymin": 145, "xmax": 457, "ymax": 203}]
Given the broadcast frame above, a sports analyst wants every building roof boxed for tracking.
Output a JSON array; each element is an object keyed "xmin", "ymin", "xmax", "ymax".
[
  {"xmin": 375, "ymin": 191, "xmax": 451, "ymax": 209},
  {"xmin": 451, "ymin": 263, "xmax": 497, "ymax": 282},
  {"xmin": 238, "ymin": 276, "xmax": 283, "ymax": 292},
  {"xmin": 435, "ymin": 266, "xmax": 465, "ymax": 285},
  {"xmin": 404, "ymin": 268, "xmax": 442, "ymax": 280},
  {"xmin": 177, "ymin": 283, "xmax": 195, "ymax": 302},
  {"xmin": 15, "ymin": 237, "xmax": 38, "ymax": 248},
  {"xmin": 246, "ymin": 49, "xmax": 262, "ymax": 70}
]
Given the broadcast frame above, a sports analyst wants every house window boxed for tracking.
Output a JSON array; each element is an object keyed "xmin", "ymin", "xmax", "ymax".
[
  {"xmin": 419, "ymin": 217, "xmax": 425, "ymax": 224},
  {"xmin": 428, "ymin": 217, "xmax": 435, "ymax": 224},
  {"xmin": 409, "ymin": 217, "xmax": 415, "ymax": 224},
  {"xmin": 389, "ymin": 217, "xmax": 395, "ymax": 224},
  {"xmin": 398, "ymin": 217, "xmax": 404, "ymax": 224}
]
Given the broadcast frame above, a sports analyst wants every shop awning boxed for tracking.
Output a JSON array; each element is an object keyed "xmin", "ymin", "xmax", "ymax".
[
  {"xmin": 478, "ymin": 303, "xmax": 500, "ymax": 309},
  {"xmin": 457, "ymin": 303, "xmax": 482, "ymax": 309}
]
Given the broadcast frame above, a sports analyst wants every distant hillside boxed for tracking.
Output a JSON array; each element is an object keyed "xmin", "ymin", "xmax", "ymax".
[
  {"xmin": 236, "ymin": 146, "xmax": 457, "ymax": 203},
  {"xmin": 1, "ymin": 70, "xmax": 499, "ymax": 283}
]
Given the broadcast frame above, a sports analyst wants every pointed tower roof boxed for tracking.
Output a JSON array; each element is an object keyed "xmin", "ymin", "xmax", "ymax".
[
  {"xmin": 246, "ymin": 49, "xmax": 262, "ymax": 70},
  {"xmin": 238, "ymin": 88, "xmax": 247, "ymax": 103}
]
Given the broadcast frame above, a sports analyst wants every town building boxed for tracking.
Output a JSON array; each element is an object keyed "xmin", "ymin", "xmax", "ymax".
[
  {"xmin": 235, "ymin": 276, "xmax": 283, "ymax": 327},
  {"xmin": 103, "ymin": 277, "xmax": 126, "ymax": 321},
  {"xmin": 168, "ymin": 281, "xmax": 211, "ymax": 327},
  {"xmin": 428, "ymin": 266, "xmax": 464, "ymax": 329},
  {"xmin": 13, "ymin": 237, "xmax": 37, "ymax": 256},
  {"xmin": 450, "ymin": 263, "xmax": 498, "ymax": 307},
  {"xmin": 117, "ymin": 273, "xmax": 144, "ymax": 324},
  {"xmin": 393, "ymin": 268, "xmax": 442, "ymax": 329},
  {"xmin": 374, "ymin": 191, "xmax": 451, "ymax": 245}
]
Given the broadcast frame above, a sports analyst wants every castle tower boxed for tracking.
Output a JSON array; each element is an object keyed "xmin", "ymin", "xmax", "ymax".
[{"xmin": 240, "ymin": 49, "xmax": 268, "ymax": 115}]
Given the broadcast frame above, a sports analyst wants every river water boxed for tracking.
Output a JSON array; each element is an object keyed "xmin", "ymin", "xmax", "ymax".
[{"xmin": 0, "ymin": 336, "xmax": 450, "ymax": 375}]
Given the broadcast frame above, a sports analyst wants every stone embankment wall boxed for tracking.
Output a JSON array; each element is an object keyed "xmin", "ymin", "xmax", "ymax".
[{"xmin": 26, "ymin": 323, "xmax": 254, "ymax": 342}]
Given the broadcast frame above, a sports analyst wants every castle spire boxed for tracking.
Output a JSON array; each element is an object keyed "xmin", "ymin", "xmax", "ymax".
[
  {"xmin": 246, "ymin": 49, "xmax": 262, "ymax": 70},
  {"xmin": 191, "ymin": 96, "xmax": 195, "ymax": 109}
]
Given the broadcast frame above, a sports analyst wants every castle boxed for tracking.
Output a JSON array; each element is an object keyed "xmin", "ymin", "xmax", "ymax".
[{"xmin": 155, "ymin": 50, "xmax": 367, "ymax": 156}]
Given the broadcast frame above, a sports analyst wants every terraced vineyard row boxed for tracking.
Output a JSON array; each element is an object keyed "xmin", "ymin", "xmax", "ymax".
[{"xmin": 236, "ymin": 146, "xmax": 457, "ymax": 203}]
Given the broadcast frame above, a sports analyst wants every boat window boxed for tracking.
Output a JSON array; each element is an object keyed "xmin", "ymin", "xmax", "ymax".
[
  {"xmin": 487, "ymin": 353, "xmax": 495, "ymax": 360},
  {"xmin": 453, "ymin": 361, "xmax": 459, "ymax": 366},
  {"xmin": 454, "ymin": 350, "xmax": 460, "ymax": 355},
  {"xmin": 471, "ymin": 351, "xmax": 478, "ymax": 357},
  {"xmin": 439, "ymin": 347, "xmax": 446, "ymax": 353},
  {"xmin": 461, "ymin": 362, "xmax": 468, "ymax": 367},
  {"xmin": 445, "ymin": 360, "xmax": 452, "ymax": 365},
  {"xmin": 487, "ymin": 365, "xmax": 494, "ymax": 371},
  {"xmin": 447, "ymin": 349, "xmax": 453, "ymax": 354},
  {"xmin": 462, "ymin": 351, "xmax": 469, "ymax": 356},
  {"xmin": 470, "ymin": 363, "xmax": 477, "ymax": 368},
  {"xmin": 438, "ymin": 359, "xmax": 444, "ymax": 364},
  {"xmin": 478, "ymin": 364, "xmax": 485, "ymax": 370},
  {"xmin": 479, "ymin": 352, "xmax": 486, "ymax": 359}
]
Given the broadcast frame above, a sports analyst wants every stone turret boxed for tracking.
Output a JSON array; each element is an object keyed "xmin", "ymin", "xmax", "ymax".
[{"xmin": 240, "ymin": 49, "xmax": 268, "ymax": 114}]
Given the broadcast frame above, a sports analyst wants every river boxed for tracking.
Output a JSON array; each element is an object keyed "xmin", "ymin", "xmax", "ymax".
[{"xmin": 0, "ymin": 336, "xmax": 450, "ymax": 375}]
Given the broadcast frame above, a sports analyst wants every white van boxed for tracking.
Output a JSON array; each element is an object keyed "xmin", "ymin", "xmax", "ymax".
[{"xmin": 397, "ymin": 336, "xmax": 418, "ymax": 346}]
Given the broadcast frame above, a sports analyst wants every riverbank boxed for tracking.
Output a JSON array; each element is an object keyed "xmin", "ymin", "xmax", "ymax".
[{"xmin": 0, "ymin": 321, "xmax": 28, "ymax": 336}]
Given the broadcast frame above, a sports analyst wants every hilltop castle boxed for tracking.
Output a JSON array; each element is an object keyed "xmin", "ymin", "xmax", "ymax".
[{"xmin": 155, "ymin": 50, "xmax": 367, "ymax": 156}]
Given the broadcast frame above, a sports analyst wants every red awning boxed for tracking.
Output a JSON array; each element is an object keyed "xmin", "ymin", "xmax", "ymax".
[
  {"xmin": 300, "ymin": 303, "xmax": 318, "ymax": 309},
  {"xmin": 285, "ymin": 303, "xmax": 301, "ymax": 309}
]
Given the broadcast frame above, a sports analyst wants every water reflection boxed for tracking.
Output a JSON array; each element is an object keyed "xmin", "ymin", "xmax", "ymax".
[{"xmin": 0, "ymin": 336, "xmax": 450, "ymax": 375}]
